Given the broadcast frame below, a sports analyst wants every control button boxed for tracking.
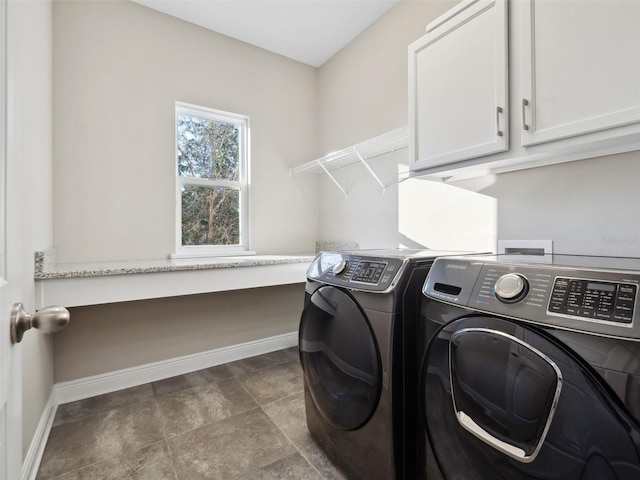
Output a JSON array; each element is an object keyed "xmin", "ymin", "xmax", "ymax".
[
  {"xmin": 613, "ymin": 313, "xmax": 633, "ymax": 323},
  {"xmin": 332, "ymin": 260, "xmax": 349, "ymax": 276},
  {"xmin": 494, "ymin": 273, "xmax": 529, "ymax": 303},
  {"xmin": 620, "ymin": 284, "xmax": 637, "ymax": 294},
  {"xmin": 615, "ymin": 304, "xmax": 633, "ymax": 312},
  {"xmin": 580, "ymin": 309, "xmax": 595, "ymax": 318},
  {"xmin": 549, "ymin": 303, "xmax": 562, "ymax": 312},
  {"xmin": 595, "ymin": 311, "xmax": 612, "ymax": 320}
]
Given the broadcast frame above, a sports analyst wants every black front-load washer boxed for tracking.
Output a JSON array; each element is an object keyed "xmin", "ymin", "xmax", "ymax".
[
  {"xmin": 419, "ymin": 253, "xmax": 640, "ymax": 479},
  {"xmin": 299, "ymin": 249, "xmax": 467, "ymax": 480}
]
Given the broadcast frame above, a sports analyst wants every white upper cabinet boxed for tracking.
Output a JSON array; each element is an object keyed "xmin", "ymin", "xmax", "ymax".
[
  {"xmin": 520, "ymin": 0, "xmax": 640, "ymax": 146},
  {"xmin": 409, "ymin": 0, "xmax": 640, "ymax": 178},
  {"xmin": 408, "ymin": 0, "xmax": 508, "ymax": 170}
]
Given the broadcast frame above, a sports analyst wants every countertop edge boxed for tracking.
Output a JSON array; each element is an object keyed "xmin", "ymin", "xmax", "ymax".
[{"xmin": 34, "ymin": 251, "xmax": 315, "ymax": 280}]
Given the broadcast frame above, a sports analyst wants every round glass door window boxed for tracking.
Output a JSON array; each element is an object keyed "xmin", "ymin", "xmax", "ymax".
[{"xmin": 299, "ymin": 286, "xmax": 381, "ymax": 430}]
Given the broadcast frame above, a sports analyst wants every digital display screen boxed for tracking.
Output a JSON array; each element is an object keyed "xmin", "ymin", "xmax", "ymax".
[
  {"xmin": 586, "ymin": 282, "xmax": 615, "ymax": 292},
  {"xmin": 352, "ymin": 261, "xmax": 386, "ymax": 283}
]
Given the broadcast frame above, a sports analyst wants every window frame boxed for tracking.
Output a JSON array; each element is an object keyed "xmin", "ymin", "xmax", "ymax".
[{"xmin": 173, "ymin": 101, "xmax": 251, "ymax": 258}]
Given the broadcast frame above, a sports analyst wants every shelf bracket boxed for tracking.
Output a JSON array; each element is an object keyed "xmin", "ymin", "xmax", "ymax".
[
  {"xmin": 288, "ymin": 126, "xmax": 408, "ymax": 197},
  {"xmin": 353, "ymin": 148, "xmax": 386, "ymax": 194},
  {"xmin": 317, "ymin": 160, "xmax": 348, "ymax": 198}
]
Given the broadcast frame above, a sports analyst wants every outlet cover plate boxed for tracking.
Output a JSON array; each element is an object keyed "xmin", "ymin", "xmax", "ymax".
[{"xmin": 498, "ymin": 239, "xmax": 553, "ymax": 256}]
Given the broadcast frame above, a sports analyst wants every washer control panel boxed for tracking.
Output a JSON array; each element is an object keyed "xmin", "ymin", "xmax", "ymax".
[
  {"xmin": 423, "ymin": 255, "xmax": 640, "ymax": 340},
  {"xmin": 306, "ymin": 252, "xmax": 408, "ymax": 293},
  {"xmin": 549, "ymin": 278, "xmax": 636, "ymax": 324}
]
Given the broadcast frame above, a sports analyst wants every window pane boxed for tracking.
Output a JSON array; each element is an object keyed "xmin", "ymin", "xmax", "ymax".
[
  {"xmin": 181, "ymin": 185, "xmax": 240, "ymax": 246},
  {"xmin": 177, "ymin": 114, "xmax": 239, "ymax": 181}
]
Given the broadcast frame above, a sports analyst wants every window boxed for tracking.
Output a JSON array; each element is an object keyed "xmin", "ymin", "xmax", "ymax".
[{"xmin": 174, "ymin": 102, "xmax": 250, "ymax": 257}]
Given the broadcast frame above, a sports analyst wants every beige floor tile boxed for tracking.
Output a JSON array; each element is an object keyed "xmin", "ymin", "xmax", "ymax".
[
  {"xmin": 237, "ymin": 452, "xmax": 324, "ymax": 480},
  {"xmin": 261, "ymin": 391, "xmax": 315, "ymax": 449},
  {"xmin": 53, "ymin": 384, "xmax": 155, "ymax": 427},
  {"xmin": 38, "ymin": 400, "xmax": 164, "ymax": 479},
  {"xmin": 226, "ymin": 349, "xmax": 296, "ymax": 376},
  {"xmin": 54, "ymin": 441, "xmax": 177, "ymax": 480},
  {"xmin": 168, "ymin": 408, "xmax": 297, "ymax": 480},
  {"xmin": 157, "ymin": 377, "xmax": 258, "ymax": 437},
  {"xmin": 151, "ymin": 364, "xmax": 234, "ymax": 397},
  {"xmin": 238, "ymin": 361, "xmax": 304, "ymax": 405}
]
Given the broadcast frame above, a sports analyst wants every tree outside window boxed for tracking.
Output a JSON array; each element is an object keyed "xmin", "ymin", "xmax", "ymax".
[{"xmin": 175, "ymin": 103, "xmax": 249, "ymax": 256}]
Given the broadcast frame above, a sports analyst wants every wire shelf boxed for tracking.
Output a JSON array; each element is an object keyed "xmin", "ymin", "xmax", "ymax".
[
  {"xmin": 288, "ymin": 126, "xmax": 408, "ymax": 197},
  {"xmin": 289, "ymin": 126, "xmax": 408, "ymax": 176}
]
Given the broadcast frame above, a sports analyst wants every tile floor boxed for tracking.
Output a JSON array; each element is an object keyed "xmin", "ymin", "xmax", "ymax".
[{"xmin": 37, "ymin": 347, "xmax": 348, "ymax": 480}]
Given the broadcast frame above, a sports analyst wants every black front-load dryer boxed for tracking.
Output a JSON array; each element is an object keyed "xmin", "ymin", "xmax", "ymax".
[
  {"xmin": 419, "ymin": 254, "xmax": 640, "ymax": 479},
  {"xmin": 299, "ymin": 249, "xmax": 467, "ymax": 480}
]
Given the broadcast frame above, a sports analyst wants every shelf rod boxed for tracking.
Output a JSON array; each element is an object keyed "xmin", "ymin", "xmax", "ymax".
[
  {"xmin": 354, "ymin": 148, "xmax": 386, "ymax": 194},
  {"xmin": 317, "ymin": 160, "xmax": 348, "ymax": 198}
]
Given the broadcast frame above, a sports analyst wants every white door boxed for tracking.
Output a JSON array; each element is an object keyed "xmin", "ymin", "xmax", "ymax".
[
  {"xmin": 0, "ymin": 262, "xmax": 21, "ymax": 476},
  {"xmin": 2, "ymin": 0, "xmax": 27, "ymax": 477},
  {"xmin": 408, "ymin": 0, "xmax": 508, "ymax": 171},
  {"xmin": 520, "ymin": 0, "xmax": 640, "ymax": 146}
]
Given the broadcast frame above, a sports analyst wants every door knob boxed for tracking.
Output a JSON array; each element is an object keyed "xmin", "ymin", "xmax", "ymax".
[{"xmin": 10, "ymin": 303, "xmax": 70, "ymax": 344}]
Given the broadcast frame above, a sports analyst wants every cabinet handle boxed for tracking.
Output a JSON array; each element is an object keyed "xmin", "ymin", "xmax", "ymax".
[
  {"xmin": 496, "ymin": 106, "xmax": 503, "ymax": 137},
  {"xmin": 522, "ymin": 98, "xmax": 530, "ymax": 131}
]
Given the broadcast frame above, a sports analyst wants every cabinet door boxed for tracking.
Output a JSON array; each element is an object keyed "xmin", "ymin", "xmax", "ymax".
[
  {"xmin": 409, "ymin": 0, "xmax": 508, "ymax": 171},
  {"xmin": 521, "ymin": 0, "xmax": 640, "ymax": 146}
]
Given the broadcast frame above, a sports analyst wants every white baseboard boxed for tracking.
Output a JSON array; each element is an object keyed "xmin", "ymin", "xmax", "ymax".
[
  {"xmin": 22, "ymin": 391, "xmax": 57, "ymax": 480},
  {"xmin": 23, "ymin": 331, "xmax": 298, "ymax": 479}
]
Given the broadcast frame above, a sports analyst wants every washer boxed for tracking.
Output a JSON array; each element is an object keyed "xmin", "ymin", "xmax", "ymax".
[
  {"xmin": 299, "ymin": 249, "xmax": 467, "ymax": 480},
  {"xmin": 419, "ymin": 254, "xmax": 640, "ymax": 479}
]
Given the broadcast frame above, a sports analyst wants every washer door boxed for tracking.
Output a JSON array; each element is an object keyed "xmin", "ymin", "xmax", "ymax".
[
  {"xmin": 299, "ymin": 285, "xmax": 382, "ymax": 430},
  {"xmin": 423, "ymin": 316, "xmax": 640, "ymax": 479}
]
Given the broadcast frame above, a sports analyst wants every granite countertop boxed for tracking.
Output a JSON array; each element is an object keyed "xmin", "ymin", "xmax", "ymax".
[{"xmin": 34, "ymin": 250, "xmax": 316, "ymax": 280}]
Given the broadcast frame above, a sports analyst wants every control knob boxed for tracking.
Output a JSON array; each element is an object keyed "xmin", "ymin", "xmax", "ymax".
[
  {"xmin": 332, "ymin": 259, "xmax": 349, "ymax": 276},
  {"xmin": 494, "ymin": 273, "xmax": 529, "ymax": 303}
]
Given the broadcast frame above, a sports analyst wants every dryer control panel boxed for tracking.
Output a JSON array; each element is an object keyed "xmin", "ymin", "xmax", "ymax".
[{"xmin": 423, "ymin": 254, "xmax": 640, "ymax": 340}]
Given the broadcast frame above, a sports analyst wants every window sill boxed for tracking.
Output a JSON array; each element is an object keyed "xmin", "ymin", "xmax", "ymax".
[
  {"xmin": 168, "ymin": 250, "xmax": 257, "ymax": 259},
  {"xmin": 34, "ymin": 250, "xmax": 314, "ymax": 308}
]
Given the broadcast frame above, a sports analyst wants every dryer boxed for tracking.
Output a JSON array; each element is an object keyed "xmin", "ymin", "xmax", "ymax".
[
  {"xmin": 299, "ymin": 249, "xmax": 467, "ymax": 480},
  {"xmin": 419, "ymin": 254, "xmax": 640, "ymax": 479}
]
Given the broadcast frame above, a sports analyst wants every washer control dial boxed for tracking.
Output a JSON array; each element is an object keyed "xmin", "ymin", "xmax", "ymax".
[
  {"xmin": 332, "ymin": 260, "xmax": 349, "ymax": 276},
  {"xmin": 494, "ymin": 273, "xmax": 529, "ymax": 303}
]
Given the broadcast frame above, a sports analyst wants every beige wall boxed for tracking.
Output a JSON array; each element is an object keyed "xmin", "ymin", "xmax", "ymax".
[
  {"xmin": 54, "ymin": 284, "xmax": 304, "ymax": 382},
  {"xmin": 453, "ymin": 150, "xmax": 640, "ymax": 257},
  {"xmin": 53, "ymin": 0, "xmax": 319, "ymax": 263}
]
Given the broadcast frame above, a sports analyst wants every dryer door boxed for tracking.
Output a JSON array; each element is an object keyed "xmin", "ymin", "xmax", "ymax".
[
  {"xmin": 423, "ymin": 316, "xmax": 640, "ymax": 479},
  {"xmin": 299, "ymin": 285, "xmax": 381, "ymax": 430}
]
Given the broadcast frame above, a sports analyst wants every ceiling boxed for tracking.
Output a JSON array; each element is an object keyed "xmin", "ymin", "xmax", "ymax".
[{"xmin": 132, "ymin": 0, "xmax": 399, "ymax": 67}]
